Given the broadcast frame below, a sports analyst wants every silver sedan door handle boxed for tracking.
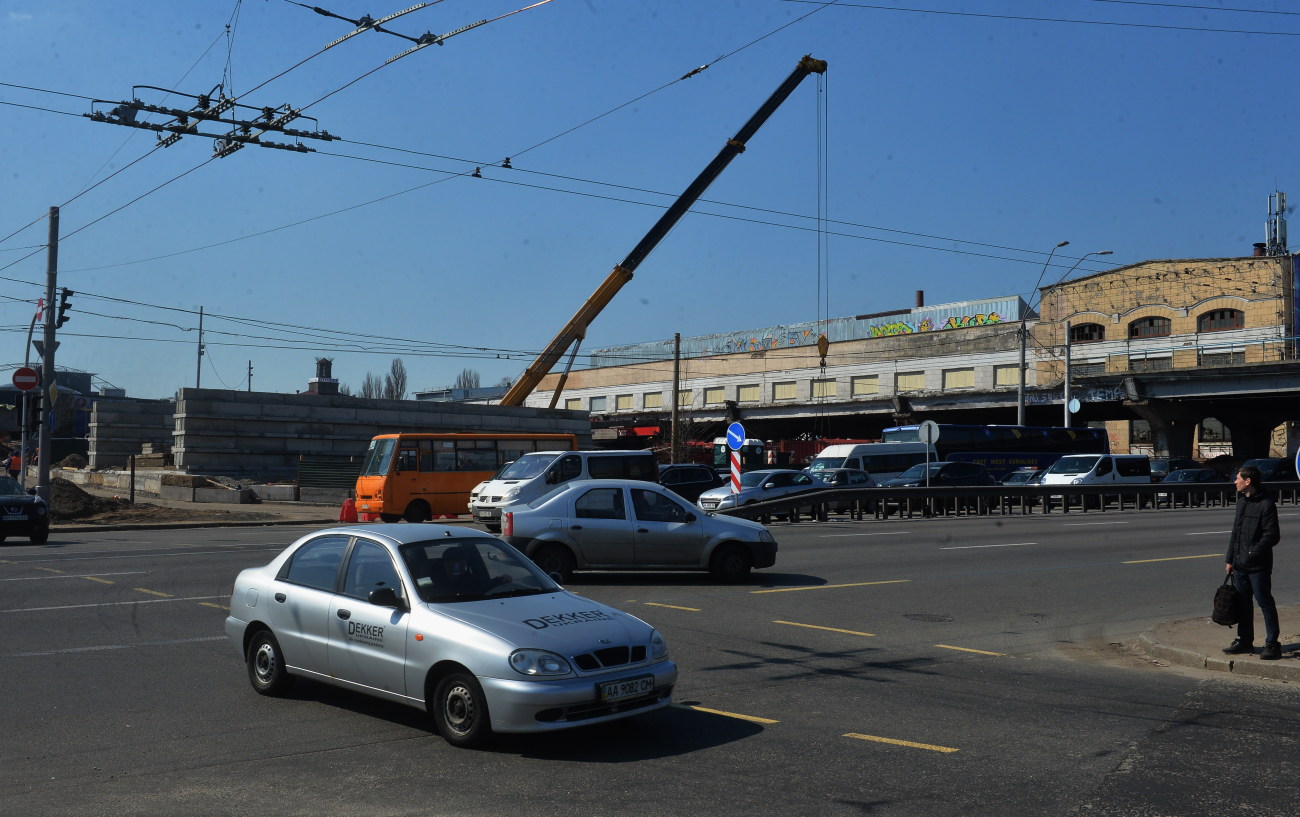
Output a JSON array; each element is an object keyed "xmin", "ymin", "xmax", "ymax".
[{"xmin": 336, "ymin": 609, "xmax": 351, "ymax": 620}]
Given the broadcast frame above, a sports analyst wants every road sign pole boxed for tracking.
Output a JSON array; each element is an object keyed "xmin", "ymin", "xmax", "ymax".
[{"xmin": 731, "ymin": 450, "xmax": 741, "ymax": 494}]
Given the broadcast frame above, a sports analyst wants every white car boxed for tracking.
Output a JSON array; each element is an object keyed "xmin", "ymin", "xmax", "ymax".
[
  {"xmin": 502, "ymin": 479, "xmax": 778, "ymax": 583},
  {"xmin": 225, "ymin": 524, "xmax": 677, "ymax": 748}
]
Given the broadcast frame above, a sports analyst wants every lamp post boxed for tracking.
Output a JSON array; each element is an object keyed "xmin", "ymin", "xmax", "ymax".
[
  {"xmin": 1051, "ymin": 250, "xmax": 1113, "ymax": 428},
  {"xmin": 1019, "ymin": 240, "xmax": 1069, "ymax": 425}
]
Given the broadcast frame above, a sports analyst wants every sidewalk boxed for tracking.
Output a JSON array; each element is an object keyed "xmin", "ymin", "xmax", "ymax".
[{"xmin": 1137, "ymin": 604, "xmax": 1300, "ymax": 682}]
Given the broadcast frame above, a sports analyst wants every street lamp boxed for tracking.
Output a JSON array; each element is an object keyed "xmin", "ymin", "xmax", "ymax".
[
  {"xmin": 1054, "ymin": 250, "xmax": 1114, "ymax": 428},
  {"xmin": 1018, "ymin": 240, "xmax": 1069, "ymax": 425}
]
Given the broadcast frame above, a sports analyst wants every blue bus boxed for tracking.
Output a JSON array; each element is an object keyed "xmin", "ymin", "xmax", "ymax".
[{"xmin": 880, "ymin": 424, "xmax": 1110, "ymax": 480}]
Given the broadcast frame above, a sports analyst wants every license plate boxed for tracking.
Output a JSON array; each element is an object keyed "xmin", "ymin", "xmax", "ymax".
[
  {"xmin": 2, "ymin": 514, "xmax": 26, "ymax": 521},
  {"xmin": 598, "ymin": 674, "xmax": 655, "ymax": 703},
  {"xmin": 476, "ymin": 510, "xmax": 496, "ymax": 519}
]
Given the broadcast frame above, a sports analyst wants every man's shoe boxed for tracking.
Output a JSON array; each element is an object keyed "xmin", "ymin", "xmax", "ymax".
[
  {"xmin": 1260, "ymin": 642, "xmax": 1282, "ymax": 660},
  {"xmin": 1223, "ymin": 638, "xmax": 1254, "ymax": 655}
]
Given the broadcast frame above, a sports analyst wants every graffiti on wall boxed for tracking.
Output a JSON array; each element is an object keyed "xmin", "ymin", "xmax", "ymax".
[
  {"xmin": 709, "ymin": 328, "xmax": 815, "ymax": 355},
  {"xmin": 868, "ymin": 312, "xmax": 1004, "ymax": 338}
]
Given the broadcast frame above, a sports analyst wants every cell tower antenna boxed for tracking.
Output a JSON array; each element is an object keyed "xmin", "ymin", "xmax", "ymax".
[{"xmin": 1265, "ymin": 190, "xmax": 1288, "ymax": 256}]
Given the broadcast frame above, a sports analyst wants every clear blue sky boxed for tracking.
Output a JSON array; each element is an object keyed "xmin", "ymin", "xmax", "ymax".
[{"xmin": 1, "ymin": 1, "xmax": 1295, "ymax": 400}]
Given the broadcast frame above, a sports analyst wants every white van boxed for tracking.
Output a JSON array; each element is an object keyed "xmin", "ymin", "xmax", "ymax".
[
  {"xmin": 469, "ymin": 450, "xmax": 657, "ymax": 531},
  {"xmin": 807, "ymin": 442, "xmax": 931, "ymax": 484},
  {"xmin": 1039, "ymin": 454, "xmax": 1151, "ymax": 486}
]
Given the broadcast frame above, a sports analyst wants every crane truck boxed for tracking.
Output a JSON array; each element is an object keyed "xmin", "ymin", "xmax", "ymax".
[{"xmin": 498, "ymin": 54, "xmax": 827, "ymax": 408}]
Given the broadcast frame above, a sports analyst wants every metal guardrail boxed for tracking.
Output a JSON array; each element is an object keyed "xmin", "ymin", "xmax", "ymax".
[{"xmin": 716, "ymin": 482, "xmax": 1300, "ymax": 523}]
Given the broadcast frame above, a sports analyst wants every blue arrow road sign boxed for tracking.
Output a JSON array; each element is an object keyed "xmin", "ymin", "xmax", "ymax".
[{"xmin": 726, "ymin": 422, "xmax": 746, "ymax": 450}]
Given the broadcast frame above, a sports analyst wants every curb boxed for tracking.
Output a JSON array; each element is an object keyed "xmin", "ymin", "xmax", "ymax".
[{"xmin": 1137, "ymin": 626, "xmax": 1300, "ymax": 682}]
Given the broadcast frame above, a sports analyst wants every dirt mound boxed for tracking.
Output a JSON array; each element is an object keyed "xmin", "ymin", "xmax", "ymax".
[{"xmin": 48, "ymin": 478, "xmax": 133, "ymax": 520}]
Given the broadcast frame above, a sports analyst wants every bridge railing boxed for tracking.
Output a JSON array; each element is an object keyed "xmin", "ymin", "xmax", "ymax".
[{"xmin": 715, "ymin": 482, "xmax": 1300, "ymax": 523}]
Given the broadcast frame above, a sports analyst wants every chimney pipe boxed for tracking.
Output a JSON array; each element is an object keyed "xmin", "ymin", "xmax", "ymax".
[
  {"xmin": 915, "ymin": 290, "xmax": 924, "ymax": 308},
  {"xmin": 1253, "ymin": 242, "xmax": 1267, "ymax": 257}
]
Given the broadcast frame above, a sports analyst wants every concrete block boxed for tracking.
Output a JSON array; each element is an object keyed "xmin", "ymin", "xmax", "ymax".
[{"xmin": 194, "ymin": 487, "xmax": 253, "ymax": 504}]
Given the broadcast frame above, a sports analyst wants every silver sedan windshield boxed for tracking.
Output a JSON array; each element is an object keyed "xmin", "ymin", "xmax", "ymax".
[{"xmin": 400, "ymin": 538, "xmax": 558, "ymax": 603}]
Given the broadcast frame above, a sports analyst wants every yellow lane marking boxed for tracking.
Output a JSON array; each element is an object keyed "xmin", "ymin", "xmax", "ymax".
[
  {"xmin": 1124, "ymin": 554, "xmax": 1220, "ymax": 564},
  {"xmin": 774, "ymin": 620, "xmax": 875, "ymax": 637},
  {"xmin": 35, "ymin": 566, "xmax": 63, "ymax": 574},
  {"xmin": 644, "ymin": 602, "xmax": 701, "ymax": 612},
  {"xmin": 935, "ymin": 644, "xmax": 1005, "ymax": 656},
  {"xmin": 199, "ymin": 602, "xmax": 230, "ymax": 611},
  {"xmin": 844, "ymin": 733, "xmax": 960, "ymax": 753},
  {"xmin": 689, "ymin": 706, "xmax": 779, "ymax": 724},
  {"xmin": 752, "ymin": 579, "xmax": 909, "ymax": 594},
  {"xmin": 133, "ymin": 588, "xmax": 173, "ymax": 597},
  {"xmin": 83, "ymin": 577, "xmax": 115, "ymax": 585}
]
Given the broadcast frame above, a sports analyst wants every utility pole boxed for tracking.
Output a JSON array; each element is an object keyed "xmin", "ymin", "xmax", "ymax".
[
  {"xmin": 670, "ymin": 333, "xmax": 681, "ymax": 463},
  {"xmin": 248, "ymin": 360, "xmax": 253, "ymax": 392},
  {"xmin": 36, "ymin": 206, "xmax": 59, "ymax": 501},
  {"xmin": 195, "ymin": 307, "xmax": 204, "ymax": 388},
  {"xmin": 1063, "ymin": 320, "xmax": 1073, "ymax": 429}
]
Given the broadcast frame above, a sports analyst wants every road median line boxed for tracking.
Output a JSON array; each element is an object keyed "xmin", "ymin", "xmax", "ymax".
[
  {"xmin": 774, "ymin": 620, "xmax": 874, "ymax": 637},
  {"xmin": 844, "ymin": 732, "xmax": 959, "ymax": 753},
  {"xmin": 753, "ymin": 579, "xmax": 909, "ymax": 594}
]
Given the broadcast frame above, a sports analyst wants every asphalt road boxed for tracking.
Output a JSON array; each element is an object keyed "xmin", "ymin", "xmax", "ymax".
[{"xmin": 1, "ymin": 510, "xmax": 1297, "ymax": 816}]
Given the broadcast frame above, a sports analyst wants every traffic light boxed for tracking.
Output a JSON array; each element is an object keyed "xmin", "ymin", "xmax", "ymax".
[{"xmin": 56, "ymin": 287, "xmax": 73, "ymax": 327}]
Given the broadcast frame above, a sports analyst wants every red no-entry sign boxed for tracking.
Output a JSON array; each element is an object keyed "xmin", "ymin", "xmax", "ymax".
[{"xmin": 12, "ymin": 367, "xmax": 39, "ymax": 392}]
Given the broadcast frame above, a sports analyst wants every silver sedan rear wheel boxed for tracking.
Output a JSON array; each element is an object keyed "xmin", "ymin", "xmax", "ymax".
[{"xmin": 247, "ymin": 630, "xmax": 293, "ymax": 696}]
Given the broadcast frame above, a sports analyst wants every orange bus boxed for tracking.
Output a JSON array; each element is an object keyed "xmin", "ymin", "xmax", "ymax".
[{"xmin": 354, "ymin": 432, "xmax": 579, "ymax": 523}]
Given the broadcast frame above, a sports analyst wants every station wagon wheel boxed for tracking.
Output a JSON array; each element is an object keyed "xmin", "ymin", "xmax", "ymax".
[
  {"xmin": 379, "ymin": 513, "xmax": 402, "ymax": 524},
  {"xmin": 432, "ymin": 671, "xmax": 492, "ymax": 749},
  {"xmin": 533, "ymin": 544, "xmax": 575, "ymax": 583},
  {"xmin": 246, "ymin": 630, "xmax": 294, "ymax": 696},
  {"xmin": 709, "ymin": 543, "xmax": 752, "ymax": 583},
  {"xmin": 29, "ymin": 524, "xmax": 48, "ymax": 545},
  {"xmin": 403, "ymin": 500, "xmax": 431, "ymax": 523}
]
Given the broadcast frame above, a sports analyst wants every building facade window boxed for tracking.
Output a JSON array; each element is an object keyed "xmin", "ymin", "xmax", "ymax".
[
  {"xmin": 811, "ymin": 378, "xmax": 837, "ymax": 399},
  {"xmin": 896, "ymin": 371, "xmax": 926, "ymax": 392},
  {"xmin": 615, "ymin": 394, "xmax": 633, "ymax": 411},
  {"xmin": 1070, "ymin": 323, "xmax": 1105, "ymax": 343},
  {"xmin": 1073, "ymin": 361, "xmax": 1105, "ymax": 377},
  {"xmin": 588, "ymin": 396, "xmax": 607, "ymax": 412},
  {"xmin": 993, "ymin": 364, "xmax": 1021, "ymax": 386},
  {"xmin": 942, "ymin": 368, "xmax": 974, "ymax": 390},
  {"xmin": 703, "ymin": 386, "xmax": 725, "ymax": 405},
  {"xmin": 676, "ymin": 389, "xmax": 693, "ymax": 407},
  {"xmin": 773, "ymin": 381, "xmax": 797, "ymax": 401},
  {"xmin": 1197, "ymin": 308, "xmax": 1244, "ymax": 332},
  {"xmin": 737, "ymin": 384, "xmax": 760, "ymax": 403},
  {"xmin": 643, "ymin": 392, "xmax": 663, "ymax": 409},
  {"xmin": 1129, "ymin": 356, "xmax": 1172, "ymax": 372},
  {"xmin": 851, "ymin": 375, "xmax": 879, "ymax": 395},
  {"xmin": 1199, "ymin": 350, "xmax": 1245, "ymax": 367},
  {"xmin": 1128, "ymin": 316, "xmax": 1171, "ymax": 338},
  {"xmin": 564, "ymin": 398, "xmax": 581, "ymax": 411}
]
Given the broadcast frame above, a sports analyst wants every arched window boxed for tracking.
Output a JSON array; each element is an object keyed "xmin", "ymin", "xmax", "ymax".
[
  {"xmin": 1197, "ymin": 308, "xmax": 1244, "ymax": 332},
  {"xmin": 1128, "ymin": 316, "xmax": 1171, "ymax": 339},
  {"xmin": 1069, "ymin": 323, "xmax": 1105, "ymax": 343}
]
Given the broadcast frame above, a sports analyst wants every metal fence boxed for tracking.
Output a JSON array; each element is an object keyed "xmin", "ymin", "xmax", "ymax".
[{"xmin": 717, "ymin": 482, "xmax": 1300, "ymax": 523}]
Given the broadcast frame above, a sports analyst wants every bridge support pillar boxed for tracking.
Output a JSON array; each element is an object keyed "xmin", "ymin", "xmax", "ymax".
[{"xmin": 1123, "ymin": 400, "xmax": 1199, "ymax": 458}]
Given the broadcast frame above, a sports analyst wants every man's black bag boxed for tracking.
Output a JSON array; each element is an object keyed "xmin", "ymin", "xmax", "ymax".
[{"xmin": 1212, "ymin": 573, "xmax": 1241, "ymax": 626}]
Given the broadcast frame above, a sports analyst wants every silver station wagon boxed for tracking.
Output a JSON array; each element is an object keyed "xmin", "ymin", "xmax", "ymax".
[{"xmin": 225, "ymin": 525, "xmax": 677, "ymax": 748}]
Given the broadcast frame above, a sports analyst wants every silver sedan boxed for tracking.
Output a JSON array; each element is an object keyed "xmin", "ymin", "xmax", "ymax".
[{"xmin": 225, "ymin": 524, "xmax": 676, "ymax": 748}]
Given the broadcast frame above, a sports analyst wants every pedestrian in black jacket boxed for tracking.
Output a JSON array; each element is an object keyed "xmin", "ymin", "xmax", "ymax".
[{"xmin": 1223, "ymin": 465, "xmax": 1282, "ymax": 660}]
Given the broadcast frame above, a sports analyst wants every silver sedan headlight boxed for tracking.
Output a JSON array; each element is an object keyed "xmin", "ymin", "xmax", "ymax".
[
  {"xmin": 509, "ymin": 649, "xmax": 572, "ymax": 676},
  {"xmin": 650, "ymin": 629, "xmax": 668, "ymax": 661}
]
